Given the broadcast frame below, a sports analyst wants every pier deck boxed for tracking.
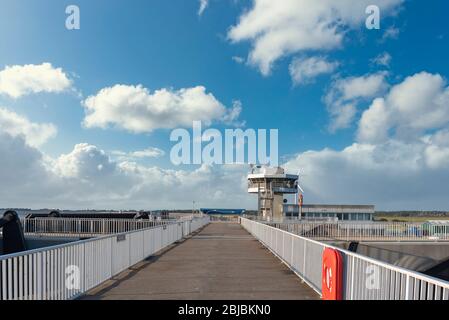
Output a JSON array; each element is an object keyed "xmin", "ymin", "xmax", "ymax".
[{"xmin": 81, "ymin": 222, "xmax": 319, "ymax": 300}]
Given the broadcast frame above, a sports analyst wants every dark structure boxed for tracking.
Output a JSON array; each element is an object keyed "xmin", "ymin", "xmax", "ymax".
[
  {"xmin": 25, "ymin": 211, "xmax": 152, "ymax": 220},
  {"xmin": 0, "ymin": 211, "xmax": 27, "ymax": 254}
]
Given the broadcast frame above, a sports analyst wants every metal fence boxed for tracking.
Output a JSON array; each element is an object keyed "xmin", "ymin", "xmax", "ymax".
[
  {"xmin": 22, "ymin": 218, "xmax": 175, "ymax": 238},
  {"xmin": 241, "ymin": 218, "xmax": 449, "ymax": 300},
  {"xmin": 0, "ymin": 216, "xmax": 209, "ymax": 300},
  {"xmin": 262, "ymin": 220, "xmax": 449, "ymax": 241}
]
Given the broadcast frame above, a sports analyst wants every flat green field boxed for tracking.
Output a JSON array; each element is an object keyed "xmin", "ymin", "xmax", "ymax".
[{"xmin": 375, "ymin": 216, "xmax": 449, "ymax": 222}]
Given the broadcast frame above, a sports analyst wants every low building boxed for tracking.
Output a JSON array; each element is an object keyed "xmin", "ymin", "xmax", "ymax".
[{"xmin": 283, "ymin": 204, "xmax": 375, "ymax": 221}]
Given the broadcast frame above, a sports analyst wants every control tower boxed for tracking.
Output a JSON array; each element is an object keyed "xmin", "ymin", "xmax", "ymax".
[{"xmin": 248, "ymin": 166, "xmax": 299, "ymax": 221}]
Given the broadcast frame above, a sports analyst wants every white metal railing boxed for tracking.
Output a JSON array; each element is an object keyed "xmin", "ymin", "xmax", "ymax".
[
  {"xmin": 241, "ymin": 218, "xmax": 449, "ymax": 300},
  {"xmin": 21, "ymin": 218, "xmax": 175, "ymax": 238},
  {"xmin": 0, "ymin": 216, "xmax": 209, "ymax": 300},
  {"xmin": 261, "ymin": 220, "xmax": 449, "ymax": 241}
]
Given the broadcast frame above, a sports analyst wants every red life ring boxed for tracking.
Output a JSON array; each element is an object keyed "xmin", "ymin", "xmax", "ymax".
[{"xmin": 322, "ymin": 248, "xmax": 344, "ymax": 300}]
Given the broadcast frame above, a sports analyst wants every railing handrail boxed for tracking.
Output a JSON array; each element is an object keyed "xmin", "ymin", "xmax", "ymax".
[
  {"xmin": 240, "ymin": 218, "xmax": 449, "ymax": 290},
  {"xmin": 1, "ymin": 216, "xmax": 210, "ymax": 300},
  {"xmin": 256, "ymin": 219, "xmax": 449, "ymax": 241},
  {"xmin": 1, "ymin": 217, "xmax": 203, "ymax": 261},
  {"xmin": 261, "ymin": 219, "xmax": 426, "ymax": 226}
]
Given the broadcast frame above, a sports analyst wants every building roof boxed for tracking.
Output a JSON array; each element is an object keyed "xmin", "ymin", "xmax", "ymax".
[
  {"xmin": 200, "ymin": 208, "xmax": 246, "ymax": 215},
  {"xmin": 247, "ymin": 173, "xmax": 299, "ymax": 180}
]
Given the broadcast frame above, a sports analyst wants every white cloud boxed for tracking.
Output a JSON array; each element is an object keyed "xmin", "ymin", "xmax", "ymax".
[
  {"xmin": 0, "ymin": 132, "xmax": 59, "ymax": 203},
  {"xmin": 2, "ymin": 70, "xmax": 449, "ymax": 210},
  {"xmin": 54, "ymin": 143, "xmax": 118, "ymax": 180},
  {"xmin": 228, "ymin": 0, "xmax": 403, "ymax": 75},
  {"xmin": 0, "ymin": 109, "xmax": 252, "ymax": 209},
  {"xmin": 83, "ymin": 85, "xmax": 242, "ymax": 133},
  {"xmin": 0, "ymin": 107, "xmax": 57, "ymax": 147},
  {"xmin": 382, "ymin": 26, "xmax": 400, "ymax": 41},
  {"xmin": 222, "ymin": 100, "xmax": 244, "ymax": 126},
  {"xmin": 0, "ymin": 138, "xmax": 253, "ymax": 209},
  {"xmin": 289, "ymin": 56, "xmax": 338, "ymax": 86},
  {"xmin": 327, "ymin": 72, "xmax": 389, "ymax": 102},
  {"xmin": 357, "ymin": 98, "xmax": 390, "ymax": 143},
  {"xmin": 358, "ymin": 72, "xmax": 449, "ymax": 143},
  {"xmin": 198, "ymin": 0, "xmax": 208, "ymax": 16},
  {"xmin": 129, "ymin": 148, "xmax": 165, "ymax": 158},
  {"xmin": 325, "ymin": 72, "xmax": 389, "ymax": 132},
  {"xmin": 285, "ymin": 71, "xmax": 449, "ymax": 210},
  {"xmin": 232, "ymin": 56, "xmax": 245, "ymax": 64},
  {"xmin": 0, "ymin": 63, "xmax": 72, "ymax": 98},
  {"xmin": 328, "ymin": 103, "xmax": 358, "ymax": 132},
  {"xmin": 371, "ymin": 52, "xmax": 392, "ymax": 67},
  {"xmin": 111, "ymin": 147, "xmax": 166, "ymax": 161},
  {"xmin": 425, "ymin": 145, "xmax": 449, "ymax": 170},
  {"xmin": 283, "ymin": 138, "xmax": 449, "ymax": 210}
]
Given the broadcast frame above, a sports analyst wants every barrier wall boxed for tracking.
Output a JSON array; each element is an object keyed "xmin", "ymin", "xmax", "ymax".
[
  {"xmin": 241, "ymin": 218, "xmax": 449, "ymax": 300},
  {"xmin": 0, "ymin": 216, "xmax": 209, "ymax": 300}
]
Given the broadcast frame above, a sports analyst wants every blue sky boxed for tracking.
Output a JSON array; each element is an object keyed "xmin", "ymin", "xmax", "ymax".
[{"xmin": 1, "ymin": 0, "xmax": 449, "ymax": 210}]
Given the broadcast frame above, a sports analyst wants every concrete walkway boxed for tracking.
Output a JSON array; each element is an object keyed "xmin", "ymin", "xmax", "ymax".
[{"xmin": 82, "ymin": 223, "xmax": 319, "ymax": 300}]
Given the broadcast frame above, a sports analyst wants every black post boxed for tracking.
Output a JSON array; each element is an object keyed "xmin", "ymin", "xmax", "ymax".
[{"xmin": 0, "ymin": 211, "xmax": 27, "ymax": 254}]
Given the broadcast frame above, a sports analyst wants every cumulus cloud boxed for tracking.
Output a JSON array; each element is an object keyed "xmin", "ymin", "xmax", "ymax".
[
  {"xmin": 0, "ymin": 107, "xmax": 57, "ymax": 147},
  {"xmin": 0, "ymin": 132, "xmax": 47, "ymax": 185},
  {"xmin": 285, "ymin": 71, "xmax": 449, "ymax": 210},
  {"xmin": 328, "ymin": 104, "xmax": 358, "ymax": 133},
  {"xmin": 0, "ymin": 63, "xmax": 72, "ymax": 98},
  {"xmin": 289, "ymin": 56, "xmax": 338, "ymax": 86},
  {"xmin": 325, "ymin": 72, "xmax": 389, "ymax": 132},
  {"xmin": 198, "ymin": 0, "xmax": 208, "ymax": 16},
  {"xmin": 371, "ymin": 52, "xmax": 392, "ymax": 67},
  {"xmin": 358, "ymin": 72, "xmax": 449, "ymax": 143},
  {"xmin": 232, "ymin": 56, "xmax": 245, "ymax": 64},
  {"xmin": 284, "ymin": 139, "xmax": 449, "ymax": 210},
  {"xmin": 111, "ymin": 147, "xmax": 166, "ymax": 161},
  {"xmin": 54, "ymin": 143, "xmax": 117, "ymax": 180},
  {"xmin": 0, "ymin": 111, "xmax": 252, "ymax": 209},
  {"xmin": 326, "ymin": 72, "xmax": 389, "ymax": 102},
  {"xmin": 228, "ymin": 0, "xmax": 403, "ymax": 75},
  {"xmin": 83, "ymin": 85, "xmax": 241, "ymax": 133},
  {"xmin": 382, "ymin": 26, "xmax": 400, "ymax": 42},
  {"xmin": 222, "ymin": 100, "xmax": 244, "ymax": 126}
]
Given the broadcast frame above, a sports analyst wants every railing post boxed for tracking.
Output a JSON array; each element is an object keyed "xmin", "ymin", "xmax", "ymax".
[
  {"xmin": 350, "ymin": 256, "xmax": 355, "ymax": 300},
  {"xmin": 291, "ymin": 236, "xmax": 294, "ymax": 267},
  {"xmin": 405, "ymin": 275, "xmax": 411, "ymax": 300},
  {"xmin": 82, "ymin": 242, "xmax": 86, "ymax": 294},
  {"xmin": 110, "ymin": 237, "xmax": 114, "ymax": 277},
  {"xmin": 302, "ymin": 240, "xmax": 307, "ymax": 279}
]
